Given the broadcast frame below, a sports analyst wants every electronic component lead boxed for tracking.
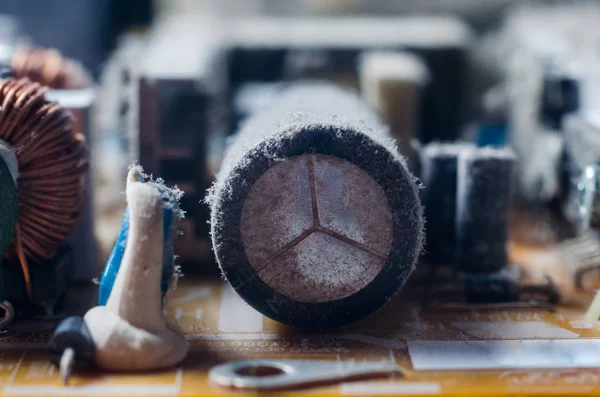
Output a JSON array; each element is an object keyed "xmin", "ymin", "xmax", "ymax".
[{"xmin": 49, "ymin": 316, "xmax": 95, "ymax": 386}]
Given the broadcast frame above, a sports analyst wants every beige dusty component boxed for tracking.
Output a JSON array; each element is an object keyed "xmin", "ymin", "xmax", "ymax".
[
  {"xmin": 359, "ymin": 51, "xmax": 428, "ymax": 165},
  {"xmin": 84, "ymin": 169, "xmax": 188, "ymax": 371},
  {"xmin": 585, "ymin": 290, "xmax": 600, "ymax": 321}
]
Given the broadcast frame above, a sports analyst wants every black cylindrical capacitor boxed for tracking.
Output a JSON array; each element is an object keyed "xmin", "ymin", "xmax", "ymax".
[
  {"xmin": 540, "ymin": 74, "xmax": 580, "ymax": 130},
  {"xmin": 208, "ymin": 82, "xmax": 424, "ymax": 328},
  {"xmin": 455, "ymin": 147, "xmax": 515, "ymax": 273},
  {"xmin": 420, "ymin": 142, "xmax": 473, "ymax": 266}
]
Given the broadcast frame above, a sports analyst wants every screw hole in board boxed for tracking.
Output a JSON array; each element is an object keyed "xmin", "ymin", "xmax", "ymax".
[{"xmin": 235, "ymin": 364, "xmax": 287, "ymax": 378}]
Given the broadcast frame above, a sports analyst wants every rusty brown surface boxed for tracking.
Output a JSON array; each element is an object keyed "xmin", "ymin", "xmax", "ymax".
[{"xmin": 241, "ymin": 154, "xmax": 393, "ymax": 303}]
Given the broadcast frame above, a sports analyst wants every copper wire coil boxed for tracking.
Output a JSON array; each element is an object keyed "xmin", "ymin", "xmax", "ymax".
[
  {"xmin": 11, "ymin": 47, "xmax": 91, "ymax": 90},
  {"xmin": 0, "ymin": 78, "xmax": 88, "ymax": 266}
]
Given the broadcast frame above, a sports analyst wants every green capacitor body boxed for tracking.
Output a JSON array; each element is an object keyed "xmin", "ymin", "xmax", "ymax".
[{"xmin": 0, "ymin": 155, "xmax": 19, "ymax": 302}]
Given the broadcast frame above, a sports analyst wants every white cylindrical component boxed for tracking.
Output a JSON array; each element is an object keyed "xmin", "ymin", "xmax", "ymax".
[{"xmin": 359, "ymin": 51, "xmax": 429, "ymax": 165}]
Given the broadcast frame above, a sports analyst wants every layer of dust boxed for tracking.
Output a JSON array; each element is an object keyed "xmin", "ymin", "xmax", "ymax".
[{"xmin": 240, "ymin": 154, "xmax": 393, "ymax": 302}]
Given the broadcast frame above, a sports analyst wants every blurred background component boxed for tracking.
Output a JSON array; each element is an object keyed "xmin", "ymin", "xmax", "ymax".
[
  {"xmin": 0, "ymin": 0, "xmax": 153, "ymax": 77},
  {"xmin": 129, "ymin": 14, "xmax": 227, "ymax": 267}
]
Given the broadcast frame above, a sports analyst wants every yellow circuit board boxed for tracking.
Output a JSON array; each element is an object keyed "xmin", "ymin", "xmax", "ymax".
[{"xmin": 0, "ymin": 278, "xmax": 598, "ymax": 397}]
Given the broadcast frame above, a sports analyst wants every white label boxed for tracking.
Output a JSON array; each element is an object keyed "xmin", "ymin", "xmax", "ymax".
[
  {"xmin": 341, "ymin": 382, "xmax": 441, "ymax": 395},
  {"xmin": 451, "ymin": 321, "xmax": 579, "ymax": 339},
  {"xmin": 408, "ymin": 339, "xmax": 600, "ymax": 370}
]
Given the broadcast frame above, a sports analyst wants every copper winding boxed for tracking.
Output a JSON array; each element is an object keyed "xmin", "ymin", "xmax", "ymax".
[
  {"xmin": 0, "ymin": 78, "xmax": 88, "ymax": 298},
  {"xmin": 11, "ymin": 47, "xmax": 91, "ymax": 90}
]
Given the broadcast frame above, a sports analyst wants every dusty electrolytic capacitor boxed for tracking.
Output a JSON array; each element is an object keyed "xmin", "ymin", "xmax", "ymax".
[
  {"xmin": 455, "ymin": 147, "xmax": 515, "ymax": 273},
  {"xmin": 454, "ymin": 146, "xmax": 518, "ymax": 303},
  {"xmin": 208, "ymin": 82, "xmax": 424, "ymax": 328},
  {"xmin": 420, "ymin": 142, "xmax": 473, "ymax": 266}
]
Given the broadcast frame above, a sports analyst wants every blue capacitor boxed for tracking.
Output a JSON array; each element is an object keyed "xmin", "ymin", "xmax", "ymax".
[
  {"xmin": 159, "ymin": 184, "xmax": 176, "ymax": 294},
  {"xmin": 477, "ymin": 123, "xmax": 507, "ymax": 148},
  {"xmin": 98, "ymin": 181, "xmax": 177, "ymax": 305},
  {"xmin": 98, "ymin": 208, "xmax": 129, "ymax": 305}
]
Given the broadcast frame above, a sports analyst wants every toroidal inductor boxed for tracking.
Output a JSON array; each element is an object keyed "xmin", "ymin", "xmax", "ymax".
[
  {"xmin": 0, "ymin": 77, "xmax": 88, "ymax": 302},
  {"xmin": 208, "ymin": 82, "xmax": 424, "ymax": 328},
  {"xmin": 10, "ymin": 45, "xmax": 96, "ymax": 283},
  {"xmin": 10, "ymin": 46, "xmax": 91, "ymax": 90}
]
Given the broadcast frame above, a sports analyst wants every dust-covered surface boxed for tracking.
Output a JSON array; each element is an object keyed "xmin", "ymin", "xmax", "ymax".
[
  {"xmin": 456, "ymin": 146, "xmax": 515, "ymax": 273},
  {"xmin": 129, "ymin": 165, "xmax": 186, "ymax": 221},
  {"xmin": 128, "ymin": 164, "xmax": 186, "ymax": 289},
  {"xmin": 209, "ymin": 82, "xmax": 412, "ymax": 206},
  {"xmin": 207, "ymin": 82, "xmax": 424, "ymax": 328},
  {"xmin": 240, "ymin": 154, "xmax": 393, "ymax": 303},
  {"xmin": 420, "ymin": 142, "xmax": 474, "ymax": 266},
  {"xmin": 86, "ymin": 167, "xmax": 189, "ymax": 371}
]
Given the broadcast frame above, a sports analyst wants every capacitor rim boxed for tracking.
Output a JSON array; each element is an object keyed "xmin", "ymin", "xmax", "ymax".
[{"xmin": 212, "ymin": 125, "xmax": 424, "ymax": 329}]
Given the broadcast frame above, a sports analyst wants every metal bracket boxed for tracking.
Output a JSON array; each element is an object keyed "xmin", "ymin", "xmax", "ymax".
[{"xmin": 209, "ymin": 359, "xmax": 399, "ymax": 390}]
